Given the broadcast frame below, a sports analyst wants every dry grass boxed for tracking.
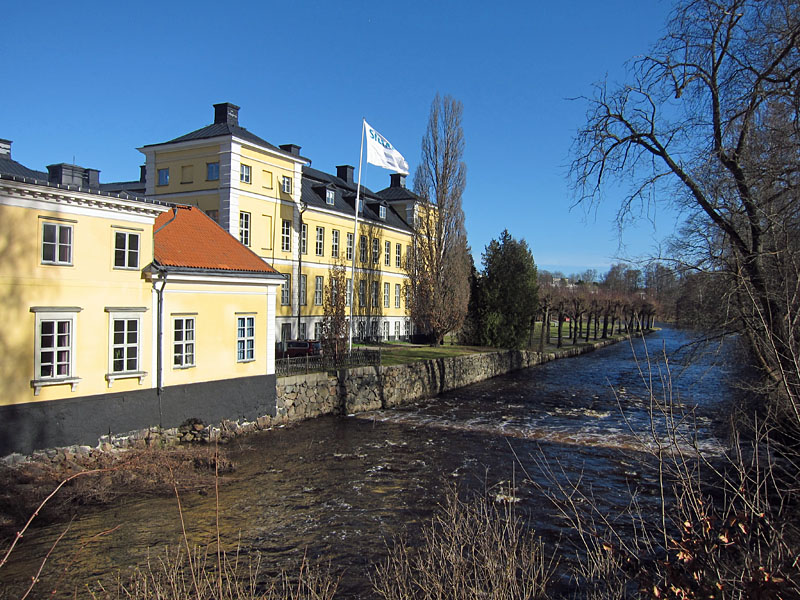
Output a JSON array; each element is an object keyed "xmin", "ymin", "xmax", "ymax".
[{"xmin": 372, "ymin": 486, "xmax": 556, "ymax": 599}]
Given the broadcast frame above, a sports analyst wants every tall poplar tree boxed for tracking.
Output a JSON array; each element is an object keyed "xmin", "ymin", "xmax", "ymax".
[{"xmin": 408, "ymin": 94, "xmax": 471, "ymax": 345}]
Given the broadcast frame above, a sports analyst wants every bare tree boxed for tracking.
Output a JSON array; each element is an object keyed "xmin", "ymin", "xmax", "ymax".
[
  {"xmin": 321, "ymin": 259, "xmax": 349, "ymax": 360},
  {"xmin": 571, "ymin": 0, "xmax": 800, "ymax": 417},
  {"xmin": 408, "ymin": 94, "xmax": 471, "ymax": 345}
]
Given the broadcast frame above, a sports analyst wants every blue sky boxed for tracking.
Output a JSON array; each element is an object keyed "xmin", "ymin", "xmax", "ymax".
[{"xmin": 2, "ymin": 0, "xmax": 678, "ymax": 276}]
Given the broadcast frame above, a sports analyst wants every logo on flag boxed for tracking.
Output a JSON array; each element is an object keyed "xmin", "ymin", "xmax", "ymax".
[{"xmin": 365, "ymin": 121, "xmax": 409, "ymax": 175}]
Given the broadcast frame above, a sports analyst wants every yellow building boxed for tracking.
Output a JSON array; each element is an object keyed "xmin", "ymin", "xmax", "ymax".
[
  {"xmin": 0, "ymin": 140, "xmax": 283, "ymax": 455},
  {"xmin": 137, "ymin": 103, "xmax": 418, "ymax": 345}
]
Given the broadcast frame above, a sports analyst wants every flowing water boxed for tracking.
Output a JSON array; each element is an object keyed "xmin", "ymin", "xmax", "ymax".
[{"xmin": 1, "ymin": 327, "xmax": 741, "ymax": 598}]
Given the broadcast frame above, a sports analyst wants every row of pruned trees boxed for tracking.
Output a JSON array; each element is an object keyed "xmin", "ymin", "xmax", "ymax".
[{"xmin": 536, "ymin": 283, "xmax": 657, "ymax": 350}]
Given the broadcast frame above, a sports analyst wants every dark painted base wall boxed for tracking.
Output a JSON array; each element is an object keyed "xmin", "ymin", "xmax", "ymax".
[{"xmin": 0, "ymin": 375, "xmax": 277, "ymax": 456}]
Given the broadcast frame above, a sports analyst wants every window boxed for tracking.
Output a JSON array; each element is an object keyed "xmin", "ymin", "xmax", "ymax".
[
  {"xmin": 239, "ymin": 211, "xmax": 251, "ymax": 246},
  {"xmin": 281, "ymin": 219, "xmax": 292, "ymax": 252},
  {"xmin": 181, "ymin": 165, "xmax": 193, "ymax": 183},
  {"xmin": 173, "ymin": 317, "xmax": 195, "ymax": 368},
  {"xmin": 205, "ymin": 209, "xmax": 219, "ymax": 223},
  {"xmin": 331, "ymin": 277, "xmax": 339, "ymax": 303},
  {"xmin": 299, "ymin": 322, "xmax": 307, "ymax": 339},
  {"xmin": 240, "ymin": 164, "xmax": 251, "ymax": 184},
  {"xmin": 360, "ymin": 235, "xmax": 367, "ymax": 263},
  {"xmin": 314, "ymin": 276, "xmax": 323, "ymax": 305},
  {"xmin": 300, "ymin": 274, "xmax": 307, "ymax": 305},
  {"xmin": 281, "ymin": 274, "xmax": 291, "ymax": 305},
  {"xmin": 371, "ymin": 281, "xmax": 379, "ymax": 307},
  {"xmin": 406, "ymin": 286, "xmax": 410, "ymax": 307},
  {"xmin": 157, "ymin": 168, "xmax": 169, "ymax": 186},
  {"xmin": 358, "ymin": 280, "xmax": 366, "ymax": 307},
  {"xmin": 395, "ymin": 321, "xmax": 400, "ymax": 339},
  {"xmin": 379, "ymin": 205, "xmax": 387, "ymax": 219},
  {"xmin": 110, "ymin": 313, "xmax": 141, "ymax": 375},
  {"xmin": 32, "ymin": 308, "xmax": 80, "ymax": 394},
  {"xmin": 114, "ymin": 231, "xmax": 139, "ymax": 269},
  {"xmin": 326, "ymin": 189, "xmax": 335, "ymax": 205},
  {"xmin": 346, "ymin": 278, "xmax": 352, "ymax": 306},
  {"xmin": 383, "ymin": 321, "xmax": 389, "ymax": 339},
  {"xmin": 301, "ymin": 224, "xmax": 307, "ymax": 254},
  {"xmin": 237, "ymin": 316, "xmax": 255, "ymax": 361},
  {"xmin": 207, "ymin": 162, "xmax": 219, "ymax": 181},
  {"xmin": 315, "ymin": 227, "xmax": 324, "ymax": 256},
  {"xmin": 385, "ymin": 240, "xmax": 391, "ymax": 266},
  {"xmin": 331, "ymin": 229, "xmax": 339, "ymax": 258},
  {"xmin": 372, "ymin": 238, "xmax": 379, "ymax": 264},
  {"xmin": 42, "ymin": 222, "xmax": 73, "ymax": 265},
  {"xmin": 396, "ymin": 243, "xmax": 402, "ymax": 268},
  {"xmin": 406, "ymin": 245, "xmax": 412, "ymax": 268},
  {"xmin": 282, "ymin": 176, "xmax": 292, "ymax": 194},
  {"xmin": 395, "ymin": 283, "xmax": 401, "ymax": 308},
  {"xmin": 347, "ymin": 233, "xmax": 354, "ymax": 261},
  {"xmin": 384, "ymin": 282, "xmax": 390, "ymax": 308},
  {"xmin": 262, "ymin": 170, "xmax": 273, "ymax": 188},
  {"xmin": 281, "ymin": 323, "xmax": 292, "ymax": 342},
  {"xmin": 314, "ymin": 322, "xmax": 322, "ymax": 340}
]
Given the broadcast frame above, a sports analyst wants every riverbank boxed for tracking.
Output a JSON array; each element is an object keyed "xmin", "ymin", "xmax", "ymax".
[{"xmin": 0, "ymin": 332, "xmax": 641, "ymax": 544}]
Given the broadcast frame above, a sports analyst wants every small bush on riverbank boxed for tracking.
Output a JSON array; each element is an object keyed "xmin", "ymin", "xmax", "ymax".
[{"xmin": 372, "ymin": 487, "xmax": 556, "ymax": 599}]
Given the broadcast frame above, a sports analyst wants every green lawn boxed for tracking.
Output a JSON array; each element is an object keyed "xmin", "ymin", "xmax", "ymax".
[{"xmin": 379, "ymin": 344, "xmax": 495, "ymax": 366}]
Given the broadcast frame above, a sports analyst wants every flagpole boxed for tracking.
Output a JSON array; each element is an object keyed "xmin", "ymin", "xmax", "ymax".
[{"xmin": 348, "ymin": 119, "xmax": 366, "ymax": 352}]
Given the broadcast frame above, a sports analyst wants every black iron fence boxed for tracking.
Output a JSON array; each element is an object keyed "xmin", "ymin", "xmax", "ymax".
[{"xmin": 276, "ymin": 348, "xmax": 381, "ymax": 377}]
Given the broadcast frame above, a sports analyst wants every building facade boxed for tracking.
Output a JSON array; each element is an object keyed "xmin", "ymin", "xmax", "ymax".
[{"xmin": 0, "ymin": 140, "xmax": 283, "ymax": 455}]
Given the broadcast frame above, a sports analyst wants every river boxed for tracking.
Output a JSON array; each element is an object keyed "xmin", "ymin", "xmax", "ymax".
[{"xmin": 1, "ymin": 327, "xmax": 740, "ymax": 598}]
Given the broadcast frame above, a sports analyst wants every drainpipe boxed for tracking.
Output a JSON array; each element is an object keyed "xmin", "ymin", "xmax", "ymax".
[{"xmin": 152, "ymin": 207, "xmax": 178, "ymax": 427}]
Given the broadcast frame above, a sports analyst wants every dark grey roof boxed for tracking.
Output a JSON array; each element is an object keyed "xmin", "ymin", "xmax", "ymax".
[
  {"xmin": 144, "ymin": 123, "xmax": 308, "ymax": 162},
  {"xmin": 100, "ymin": 180, "xmax": 147, "ymax": 196},
  {"xmin": 0, "ymin": 157, "xmax": 47, "ymax": 180},
  {"xmin": 375, "ymin": 184, "xmax": 421, "ymax": 203},
  {"xmin": 0, "ymin": 172, "xmax": 167, "ymax": 205},
  {"xmin": 302, "ymin": 166, "xmax": 412, "ymax": 232}
]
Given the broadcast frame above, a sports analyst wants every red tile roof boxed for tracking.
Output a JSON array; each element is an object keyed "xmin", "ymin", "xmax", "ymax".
[{"xmin": 153, "ymin": 205, "xmax": 279, "ymax": 275}]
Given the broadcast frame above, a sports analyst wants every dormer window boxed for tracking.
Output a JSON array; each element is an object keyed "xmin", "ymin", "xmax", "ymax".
[
  {"xmin": 379, "ymin": 205, "xmax": 387, "ymax": 219},
  {"xmin": 326, "ymin": 189, "xmax": 335, "ymax": 205}
]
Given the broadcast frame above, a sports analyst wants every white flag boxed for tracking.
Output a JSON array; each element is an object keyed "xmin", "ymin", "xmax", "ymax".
[{"xmin": 364, "ymin": 121, "xmax": 409, "ymax": 175}]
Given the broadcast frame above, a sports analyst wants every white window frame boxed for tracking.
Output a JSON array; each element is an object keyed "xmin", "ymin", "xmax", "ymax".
[
  {"xmin": 282, "ymin": 176, "xmax": 292, "ymax": 194},
  {"xmin": 395, "ymin": 283, "xmax": 401, "ymax": 308},
  {"xmin": 360, "ymin": 235, "xmax": 367, "ymax": 263},
  {"xmin": 385, "ymin": 240, "xmax": 391, "ymax": 266},
  {"xmin": 31, "ymin": 307, "xmax": 81, "ymax": 395},
  {"xmin": 207, "ymin": 162, "xmax": 220, "ymax": 181},
  {"xmin": 372, "ymin": 281, "xmax": 379, "ymax": 307},
  {"xmin": 157, "ymin": 168, "xmax": 169, "ymax": 186},
  {"xmin": 106, "ymin": 308, "xmax": 147, "ymax": 386},
  {"xmin": 314, "ymin": 322, "xmax": 322, "ymax": 340},
  {"xmin": 314, "ymin": 276, "xmax": 324, "ymax": 305},
  {"xmin": 281, "ymin": 219, "xmax": 292, "ymax": 252},
  {"xmin": 331, "ymin": 229, "xmax": 339, "ymax": 258},
  {"xmin": 113, "ymin": 230, "xmax": 140, "ymax": 269},
  {"xmin": 372, "ymin": 238, "xmax": 379, "ymax": 264},
  {"xmin": 300, "ymin": 274, "xmax": 307, "ymax": 306},
  {"xmin": 173, "ymin": 316, "xmax": 195, "ymax": 368},
  {"xmin": 396, "ymin": 243, "xmax": 402, "ymax": 268},
  {"xmin": 359, "ymin": 280, "xmax": 366, "ymax": 307},
  {"xmin": 383, "ymin": 321, "xmax": 389, "ymax": 339},
  {"xmin": 239, "ymin": 211, "xmax": 251, "ymax": 246},
  {"xmin": 240, "ymin": 164, "xmax": 252, "ymax": 184},
  {"xmin": 395, "ymin": 321, "xmax": 400, "ymax": 339},
  {"xmin": 237, "ymin": 315, "xmax": 255, "ymax": 362},
  {"xmin": 301, "ymin": 223, "xmax": 307, "ymax": 254},
  {"xmin": 379, "ymin": 205, "xmax": 387, "ymax": 219},
  {"xmin": 42, "ymin": 221, "xmax": 73, "ymax": 266},
  {"xmin": 326, "ymin": 189, "xmax": 335, "ymax": 205},
  {"xmin": 315, "ymin": 226, "xmax": 324, "ymax": 256},
  {"xmin": 347, "ymin": 233, "xmax": 354, "ymax": 261},
  {"xmin": 281, "ymin": 274, "xmax": 291, "ymax": 305},
  {"xmin": 346, "ymin": 278, "xmax": 352, "ymax": 306},
  {"xmin": 384, "ymin": 282, "xmax": 390, "ymax": 308}
]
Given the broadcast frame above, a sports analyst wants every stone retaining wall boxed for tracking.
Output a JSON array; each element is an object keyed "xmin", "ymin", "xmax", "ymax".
[{"xmin": 275, "ymin": 337, "xmax": 624, "ymax": 422}]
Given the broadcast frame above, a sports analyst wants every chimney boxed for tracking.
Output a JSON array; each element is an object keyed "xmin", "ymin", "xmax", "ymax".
[
  {"xmin": 390, "ymin": 173, "xmax": 406, "ymax": 188},
  {"xmin": 139, "ymin": 165, "xmax": 146, "ymax": 182},
  {"xmin": 0, "ymin": 139, "xmax": 11, "ymax": 158},
  {"xmin": 47, "ymin": 163, "xmax": 101, "ymax": 189},
  {"xmin": 280, "ymin": 144, "xmax": 301, "ymax": 156},
  {"xmin": 337, "ymin": 165, "xmax": 354, "ymax": 184},
  {"xmin": 213, "ymin": 102, "xmax": 240, "ymax": 126}
]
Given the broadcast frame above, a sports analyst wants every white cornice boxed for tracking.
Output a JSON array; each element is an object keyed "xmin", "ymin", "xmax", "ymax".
[{"xmin": 0, "ymin": 180, "xmax": 168, "ymax": 222}]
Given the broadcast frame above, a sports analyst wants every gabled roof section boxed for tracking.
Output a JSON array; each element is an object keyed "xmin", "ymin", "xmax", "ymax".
[
  {"xmin": 0, "ymin": 157, "xmax": 48, "ymax": 180},
  {"xmin": 153, "ymin": 205, "xmax": 280, "ymax": 276}
]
